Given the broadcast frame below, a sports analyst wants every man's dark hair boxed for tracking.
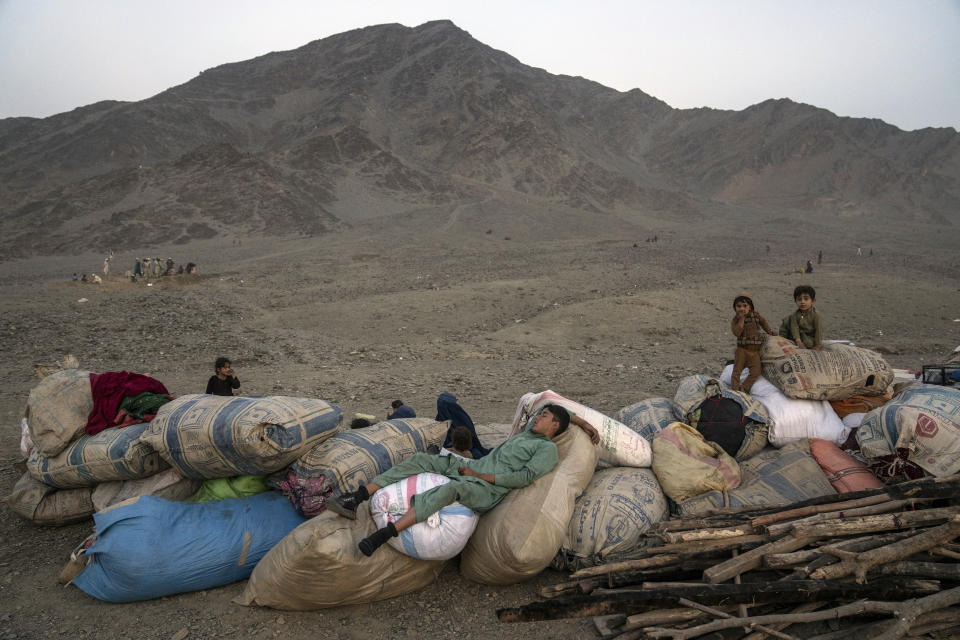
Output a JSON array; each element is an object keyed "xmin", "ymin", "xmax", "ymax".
[
  {"xmin": 215, "ymin": 357, "xmax": 230, "ymax": 371},
  {"xmin": 793, "ymin": 285, "xmax": 816, "ymax": 301},
  {"xmin": 451, "ymin": 425, "xmax": 473, "ymax": 451},
  {"xmin": 542, "ymin": 404, "xmax": 570, "ymax": 435},
  {"xmin": 350, "ymin": 418, "xmax": 373, "ymax": 429},
  {"xmin": 391, "ymin": 400, "xmax": 404, "ymax": 409}
]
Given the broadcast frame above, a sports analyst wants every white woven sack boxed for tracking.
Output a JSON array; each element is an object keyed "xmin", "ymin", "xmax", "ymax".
[
  {"xmin": 510, "ymin": 390, "xmax": 651, "ymax": 468},
  {"xmin": 721, "ymin": 365, "xmax": 848, "ymax": 447},
  {"xmin": 370, "ymin": 472, "xmax": 478, "ymax": 561}
]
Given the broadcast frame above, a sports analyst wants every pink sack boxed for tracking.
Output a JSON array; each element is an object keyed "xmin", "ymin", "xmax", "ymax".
[{"xmin": 809, "ymin": 438, "xmax": 884, "ymax": 493}]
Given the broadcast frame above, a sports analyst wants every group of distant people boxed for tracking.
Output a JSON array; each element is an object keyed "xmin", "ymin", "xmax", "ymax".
[
  {"xmin": 132, "ymin": 256, "xmax": 196, "ymax": 280},
  {"xmin": 70, "ymin": 254, "xmax": 197, "ymax": 284}
]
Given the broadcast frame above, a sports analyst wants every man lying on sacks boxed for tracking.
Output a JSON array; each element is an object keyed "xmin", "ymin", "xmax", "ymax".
[{"xmin": 329, "ymin": 404, "xmax": 600, "ymax": 556}]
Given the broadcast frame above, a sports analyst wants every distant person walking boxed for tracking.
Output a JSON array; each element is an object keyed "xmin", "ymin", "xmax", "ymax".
[
  {"xmin": 805, "ymin": 260, "xmax": 813, "ymax": 274},
  {"xmin": 134, "ymin": 259, "xmax": 143, "ymax": 278},
  {"xmin": 817, "ymin": 250, "xmax": 822, "ymax": 265},
  {"xmin": 857, "ymin": 246, "xmax": 862, "ymax": 256}
]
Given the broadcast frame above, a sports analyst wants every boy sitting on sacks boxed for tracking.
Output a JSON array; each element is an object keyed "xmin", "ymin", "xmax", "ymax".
[
  {"xmin": 731, "ymin": 293, "xmax": 777, "ymax": 393},
  {"xmin": 778, "ymin": 284, "xmax": 823, "ymax": 350},
  {"xmin": 330, "ymin": 404, "xmax": 600, "ymax": 556}
]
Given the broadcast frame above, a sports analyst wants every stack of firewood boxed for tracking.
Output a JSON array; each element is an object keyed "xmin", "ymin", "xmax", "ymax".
[{"xmin": 498, "ymin": 475, "xmax": 960, "ymax": 640}]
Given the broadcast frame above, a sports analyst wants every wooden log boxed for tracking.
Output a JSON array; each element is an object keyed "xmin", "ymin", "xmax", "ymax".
[
  {"xmin": 544, "ymin": 562, "xmax": 720, "ymax": 597},
  {"xmin": 703, "ymin": 534, "xmax": 811, "ymax": 584},
  {"xmin": 752, "ymin": 493, "xmax": 891, "ymax": 528},
  {"xmin": 642, "ymin": 584, "xmax": 960, "ymax": 640},
  {"xmin": 651, "ymin": 534, "xmax": 770, "ymax": 555},
  {"xmin": 878, "ymin": 561, "xmax": 960, "ymax": 581},
  {"xmin": 764, "ymin": 549, "xmax": 821, "ymax": 568},
  {"xmin": 674, "ymin": 598, "xmax": 799, "ymax": 640},
  {"xmin": 741, "ymin": 602, "xmax": 823, "ymax": 640},
  {"xmin": 777, "ymin": 531, "xmax": 916, "ymax": 580},
  {"xmin": 811, "ymin": 516, "xmax": 960, "ymax": 582},
  {"xmin": 930, "ymin": 545, "xmax": 960, "ymax": 560},
  {"xmin": 570, "ymin": 554, "xmax": 682, "ymax": 579},
  {"xmin": 593, "ymin": 614, "xmax": 626, "ymax": 638},
  {"xmin": 808, "ymin": 620, "xmax": 898, "ymax": 640},
  {"xmin": 791, "ymin": 506, "xmax": 960, "ymax": 539},
  {"xmin": 496, "ymin": 578, "xmax": 939, "ymax": 622},
  {"xmin": 906, "ymin": 622, "xmax": 960, "ymax": 637},
  {"xmin": 873, "ymin": 584, "xmax": 960, "ymax": 640},
  {"xmin": 660, "ymin": 524, "xmax": 755, "ymax": 543},
  {"xmin": 655, "ymin": 515, "xmax": 758, "ymax": 533},
  {"xmin": 765, "ymin": 499, "xmax": 920, "ymax": 537},
  {"xmin": 885, "ymin": 473, "xmax": 960, "ymax": 500},
  {"xmin": 900, "ymin": 607, "xmax": 960, "ymax": 635},
  {"xmin": 623, "ymin": 606, "xmax": 736, "ymax": 630}
]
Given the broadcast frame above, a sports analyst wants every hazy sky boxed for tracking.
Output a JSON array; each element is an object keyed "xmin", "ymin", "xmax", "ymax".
[{"xmin": 1, "ymin": 0, "xmax": 958, "ymax": 131}]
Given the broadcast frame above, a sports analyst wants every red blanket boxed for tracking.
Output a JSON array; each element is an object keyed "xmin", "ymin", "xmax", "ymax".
[{"xmin": 86, "ymin": 372, "xmax": 169, "ymax": 436}]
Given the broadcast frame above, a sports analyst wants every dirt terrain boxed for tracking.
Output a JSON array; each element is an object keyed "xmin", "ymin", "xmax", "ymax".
[{"xmin": 1, "ymin": 215, "xmax": 958, "ymax": 639}]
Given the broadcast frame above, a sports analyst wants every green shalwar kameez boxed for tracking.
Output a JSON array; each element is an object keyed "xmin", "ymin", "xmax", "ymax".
[{"xmin": 370, "ymin": 428, "xmax": 559, "ymax": 523}]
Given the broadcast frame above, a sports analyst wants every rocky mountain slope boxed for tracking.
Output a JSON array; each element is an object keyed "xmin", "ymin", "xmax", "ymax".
[{"xmin": 1, "ymin": 20, "xmax": 957, "ymax": 257}]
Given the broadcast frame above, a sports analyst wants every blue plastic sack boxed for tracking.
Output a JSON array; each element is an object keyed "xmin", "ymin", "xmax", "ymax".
[{"xmin": 71, "ymin": 492, "xmax": 304, "ymax": 602}]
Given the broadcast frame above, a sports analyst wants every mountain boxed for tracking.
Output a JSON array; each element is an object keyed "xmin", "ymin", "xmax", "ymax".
[{"xmin": 1, "ymin": 20, "xmax": 957, "ymax": 257}]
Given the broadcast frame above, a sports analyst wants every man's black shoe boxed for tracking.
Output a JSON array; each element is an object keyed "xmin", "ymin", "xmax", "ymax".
[
  {"xmin": 327, "ymin": 485, "xmax": 369, "ymax": 520},
  {"xmin": 359, "ymin": 522, "xmax": 398, "ymax": 556}
]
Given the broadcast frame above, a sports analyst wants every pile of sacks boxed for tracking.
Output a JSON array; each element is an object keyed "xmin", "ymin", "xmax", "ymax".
[{"xmin": 8, "ymin": 337, "xmax": 960, "ymax": 611}]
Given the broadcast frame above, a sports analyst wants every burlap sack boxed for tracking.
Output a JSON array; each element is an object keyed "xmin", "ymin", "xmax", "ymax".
[
  {"xmin": 143, "ymin": 395, "xmax": 342, "ymax": 479},
  {"xmin": 677, "ymin": 440, "xmax": 836, "ymax": 516},
  {"xmin": 25, "ymin": 369, "xmax": 93, "ymax": 457},
  {"xmin": 856, "ymin": 384, "xmax": 960, "ymax": 477},
  {"xmin": 289, "ymin": 417, "xmax": 449, "ymax": 495},
  {"xmin": 27, "ymin": 423, "xmax": 167, "ymax": 488},
  {"xmin": 558, "ymin": 467, "xmax": 668, "ymax": 570},
  {"xmin": 235, "ymin": 508, "xmax": 445, "ymax": 610},
  {"xmin": 614, "ymin": 397, "xmax": 679, "ymax": 442},
  {"xmin": 92, "ymin": 468, "xmax": 202, "ymax": 511},
  {"xmin": 6, "ymin": 472, "xmax": 94, "ymax": 526},
  {"xmin": 652, "ymin": 423, "xmax": 741, "ymax": 503},
  {"xmin": 459, "ymin": 425, "xmax": 598, "ymax": 585},
  {"xmin": 761, "ymin": 337, "xmax": 893, "ymax": 401}
]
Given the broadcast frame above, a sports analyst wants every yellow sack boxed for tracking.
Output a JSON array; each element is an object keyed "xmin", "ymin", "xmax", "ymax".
[{"xmin": 652, "ymin": 423, "xmax": 741, "ymax": 502}]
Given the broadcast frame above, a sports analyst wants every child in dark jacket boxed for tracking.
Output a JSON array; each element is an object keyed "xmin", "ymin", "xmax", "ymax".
[{"xmin": 730, "ymin": 293, "xmax": 776, "ymax": 393}]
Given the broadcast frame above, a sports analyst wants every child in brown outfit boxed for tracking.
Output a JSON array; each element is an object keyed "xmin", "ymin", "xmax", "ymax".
[{"xmin": 730, "ymin": 293, "xmax": 776, "ymax": 393}]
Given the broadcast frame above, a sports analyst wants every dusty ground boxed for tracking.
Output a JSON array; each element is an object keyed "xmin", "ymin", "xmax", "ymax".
[{"xmin": 1, "ymin": 213, "xmax": 958, "ymax": 639}]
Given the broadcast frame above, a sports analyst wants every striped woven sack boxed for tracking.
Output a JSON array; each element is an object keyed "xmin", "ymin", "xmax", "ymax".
[
  {"xmin": 27, "ymin": 422, "xmax": 167, "ymax": 488},
  {"xmin": 143, "ymin": 395, "xmax": 342, "ymax": 479},
  {"xmin": 289, "ymin": 417, "xmax": 449, "ymax": 495}
]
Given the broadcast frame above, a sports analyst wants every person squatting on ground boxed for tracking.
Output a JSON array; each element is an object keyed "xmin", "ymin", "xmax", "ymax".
[
  {"xmin": 387, "ymin": 400, "xmax": 416, "ymax": 420},
  {"xmin": 730, "ymin": 293, "xmax": 776, "ymax": 393},
  {"xmin": 205, "ymin": 357, "xmax": 241, "ymax": 396},
  {"xmin": 778, "ymin": 285, "xmax": 823, "ymax": 350},
  {"xmin": 330, "ymin": 404, "xmax": 600, "ymax": 556}
]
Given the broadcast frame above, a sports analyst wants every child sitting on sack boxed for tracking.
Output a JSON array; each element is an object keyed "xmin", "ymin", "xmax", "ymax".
[
  {"xmin": 778, "ymin": 285, "xmax": 823, "ymax": 350},
  {"xmin": 730, "ymin": 293, "xmax": 776, "ymax": 393}
]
